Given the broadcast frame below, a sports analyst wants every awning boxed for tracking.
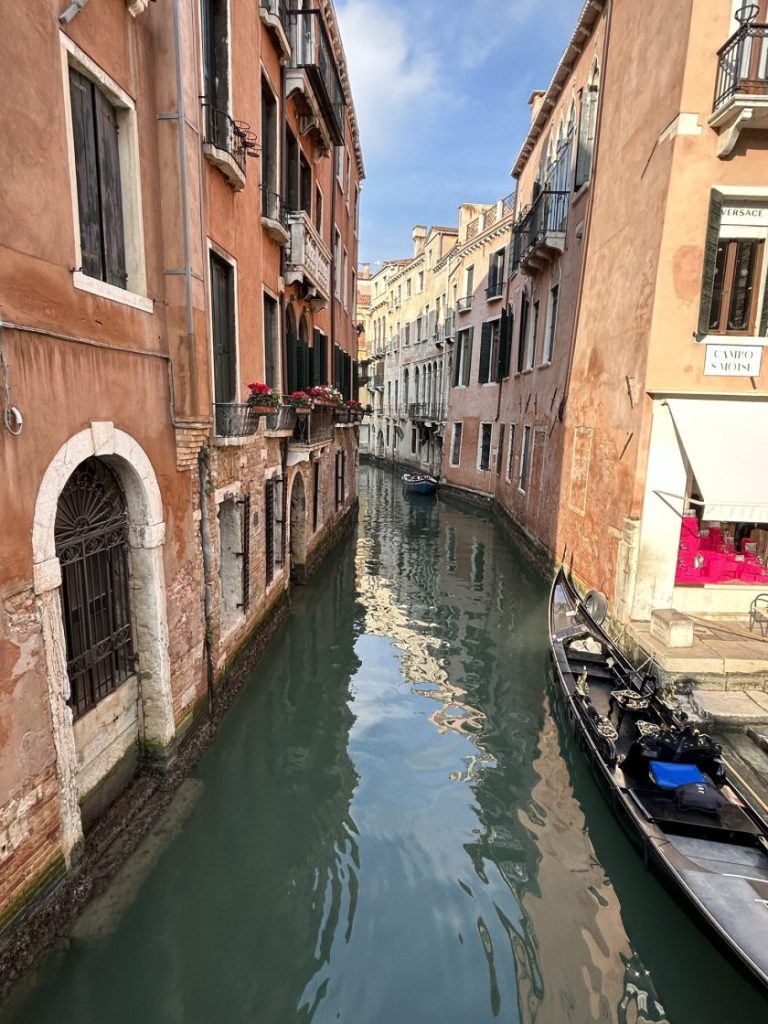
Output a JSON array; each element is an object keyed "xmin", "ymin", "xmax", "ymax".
[{"xmin": 665, "ymin": 399, "xmax": 768, "ymax": 522}]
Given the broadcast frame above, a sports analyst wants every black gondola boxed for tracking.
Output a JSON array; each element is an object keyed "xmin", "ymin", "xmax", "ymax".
[{"xmin": 549, "ymin": 566, "xmax": 768, "ymax": 993}]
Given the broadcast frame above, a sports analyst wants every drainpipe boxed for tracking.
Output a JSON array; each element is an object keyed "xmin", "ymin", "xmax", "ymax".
[
  {"xmin": 198, "ymin": 450, "xmax": 216, "ymax": 717},
  {"xmin": 558, "ymin": 0, "xmax": 614, "ymax": 423}
]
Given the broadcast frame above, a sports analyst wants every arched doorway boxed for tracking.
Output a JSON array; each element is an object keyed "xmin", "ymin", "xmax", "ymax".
[
  {"xmin": 33, "ymin": 424, "xmax": 174, "ymax": 859},
  {"xmin": 290, "ymin": 472, "xmax": 307, "ymax": 581}
]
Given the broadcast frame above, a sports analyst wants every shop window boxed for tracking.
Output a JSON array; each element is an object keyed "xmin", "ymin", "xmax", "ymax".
[
  {"xmin": 477, "ymin": 422, "xmax": 492, "ymax": 471},
  {"xmin": 450, "ymin": 422, "xmax": 463, "ymax": 467},
  {"xmin": 55, "ymin": 458, "xmax": 134, "ymax": 720}
]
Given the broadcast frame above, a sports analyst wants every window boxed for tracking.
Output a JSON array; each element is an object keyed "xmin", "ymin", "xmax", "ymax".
[
  {"xmin": 265, "ymin": 477, "xmax": 284, "ymax": 584},
  {"xmin": 404, "ymin": 323, "xmax": 411, "ymax": 345},
  {"xmin": 335, "ymin": 451, "xmax": 346, "ymax": 507},
  {"xmin": 201, "ymin": 0, "xmax": 230, "ymax": 149},
  {"xmin": 263, "ymin": 292, "xmax": 279, "ymax": 389},
  {"xmin": 315, "ymin": 185, "xmax": 323, "ymax": 234},
  {"xmin": 506, "ymin": 424, "xmax": 516, "ymax": 481},
  {"xmin": 218, "ymin": 496, "xmax": 248, "ymax": 629},
  {"xmin": 453, "ymin": 327, "xmax": 474, "ymax": 386},
  {"xmin": 261, "ymin": 78, "xmax": 279, "ymax": 220},
  {"xmin": 210, "ymin": 251, "xmax": 237, "ymax": 434},
  {"xmin": 496, "ymin": 424, "xmax": 505, "ymax": 475},
  {"xmin": 68, "ymin": 66, "xmax": 128, "ymax": 289},
  {"xmin": 478, "ymin": 319, "xmax": 502, "ymax": 384},
  {"xmin": 313, "ymin": 460, "xmax": 321, "ymax": 531},
  {"xmin": 343, "ymin": 249, "xmax": 349, "ymax": 308},
  {"xmin": 334, "ymin": 230, "xmax": 342, "ymax": 298},
  {"xmin": 411, "ymin": 427, "xmax": 417, "ymax": 455},
  {"xmin": 335, "ymin": 146, "xmax": 344, "ymax": 187},
  {"xmin": 346, "ymin": 153, "xmax": 352, "ymax": 196},
  {"xmin": 406, "ymin": 278, "xmax": 412, "ymax": 299},
  {"xmin": 417, "ymin": 271, "xmax": 424, "ymax": 292},
  {"xmin": 353, "ymin": 185, "xmax": 359, "ymax": 234},
  {"xmin": 450, "ymin": 422, "xmax": 463, "ymax": 466},
  {"xmin": 519, "ymin": 425, "xmax": 532, "ymax": 492},
  {"xmin": 300, "ymin": 151, "xmax": 312, "ymax": 216},
  {"xmin": 487, "ymin": 249, "xmax": 505, "ymax": 299},
  {"xmin": 415, "ymin": 317, "xmax": 422, "ymax": 343},
  {"xmin": 56, "ymin": 458, "xmax": 134, "ymax": 720},
  {"xmin": 525, "ymin": 300, "xmax": 539, "ymax": 371},
  {"xmin": 709, "ymin": 238, "xmax": 764, "ymax": 334},
  {"xmin": 517, "ymin": 293, "xmax": 529, "ymax": 373},
  {"xmin": 575, "ymin": 68, "xmax": 599, "ymax": 190},
  {"xmin": 543, "ymin": 284, "xmax": 559, "ymax": 363},
  {"xmin": 286, "ymin": 130, "xmax": 299, "ymax": 212},
  {"xmin": 478, "ymin": 422, "xmax": 492, "ymax": 471},
  {"xmin": 464, "ymin": 264, "xmax": 474, "ymax": 302}
]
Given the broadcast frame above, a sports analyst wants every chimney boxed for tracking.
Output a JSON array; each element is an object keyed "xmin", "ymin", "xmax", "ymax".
[
  {"xmin": 359, "ymin": 261, "xmax": 371, "ymax": 279},
  {"xmin": 528, "ymin": 90, "xmax": 546, "ymax": 124},
  {"xmin": 412, "ymin": 225, "xmax": 427, "ymax": 257}
]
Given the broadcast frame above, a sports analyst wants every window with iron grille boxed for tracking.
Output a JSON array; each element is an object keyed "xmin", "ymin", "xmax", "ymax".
[
  {"xmin": 477, "ymin": 422, "xmax": 492, "ymax": 472},
  {"xmin": 55, "ymin": 458, "xmax": 134, "ymax": 720}
]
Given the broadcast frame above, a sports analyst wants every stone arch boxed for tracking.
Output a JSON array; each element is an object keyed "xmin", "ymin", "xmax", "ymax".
[
  {"xmin": 289, "ymin": 470, "xmax": 308, "ymax": 575},
  {"xmin": 32, "ymin": 422, "xmax": 173, "ymax": 863}
]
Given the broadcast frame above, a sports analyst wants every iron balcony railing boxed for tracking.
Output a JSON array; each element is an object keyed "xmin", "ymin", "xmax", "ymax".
[
  {"xmin": 264, "ymin": 405, "xmax": 297, "ymax": 433},
  {"xmin": 214, "ymin": 403, "xmax": 259, "ymax": 437},
  {"xmin": 511, "ymin": 189, "xmax": 569, "ymax": 271},
  {"xmin": 485, "ymin": 277, "xmax": 504, "ymax": 300},
  {"xmin": 409, "ymin": 402, "xmax": 446, "ymax": 423},
  {"xmin": 714, "ymin": 23, "xmax": 768, "ymax": 110},
  {"xmin": 444, "ymin": 309, "xmax": 456, "ymax": 340},
  {"xmin": 456, "ymin": 295, "xmax": 473, "ymax": 312},
  {"xmin": 288, "ymin": 8, "xmax": 345, "ymax": 145},
  {"xmin": 261, "ymin": 187, "xmax": 285, "ymax": 222},
  {"xmin": 292, "ymin": 405, "xmax": 335, "ymax": 444},
  {"xmin": 202, "ymin": 103, "xmax": 257, "ymax": 175}
]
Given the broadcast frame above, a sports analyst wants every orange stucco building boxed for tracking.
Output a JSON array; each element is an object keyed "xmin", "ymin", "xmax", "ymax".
[{"xmin": 0, "ymin": 0, "xmax": 363, "ymax": 941}]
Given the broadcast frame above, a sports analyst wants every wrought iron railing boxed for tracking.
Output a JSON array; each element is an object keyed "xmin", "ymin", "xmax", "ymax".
[
  {"xmin": 485, "ymin": 278, "xmax": 504, "ymax": 300},
  {"xmin": 261, "ymin": 187, "xmax": 285, "ymax": 222},
  {"xmin": 202, "ymin": 103, "xmax": 257, "ymax": 175},
  {"xmin": 444, "ymin": 309, "xmax": 456, "ymax": 340},
  {"xmin": 409, "ymin": 402, "xmax": 445, "ymax": 422},
  {"xmin": 714, "ymin": 23, "xmax": 768, "ymax": 110},
  {"xmin": 501, "ymin": 191, "xmax": 516, "ymax": 217},
  {"xmin": 288, "ymin": 8, "xmax": 345, "ymax": 144},
  {"xmin": 291, "ymin": 405, "xmax": 335, "ymax": 444},
  {"xmin": 214, "ymin": 403, "xmax": 259, "ymax": 437},
  {"xmin": 264, "ymin": 405, "xmax": 297, "ymax": 433},
  {"xmin": 511, "ymin": 189, "xmax": 569, "ymax": 271},
  {"xmin": 456, "ymin": 295, "xmax": 473, "ymax": 312}
]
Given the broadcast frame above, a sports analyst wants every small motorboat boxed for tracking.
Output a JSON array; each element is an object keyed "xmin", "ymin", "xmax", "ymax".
[
  {"xmin": 402, "ymin": 473, "xmax": 438, "ymax": 495},
  {"xmin": 549, "ymin": 566, "xmax": 768, "ymax": 993}
]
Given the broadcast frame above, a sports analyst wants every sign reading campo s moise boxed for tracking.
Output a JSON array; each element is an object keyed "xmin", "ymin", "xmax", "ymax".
[{"xmin": 704, "ymin": 344, "xmax": 762, "ymax": 377}]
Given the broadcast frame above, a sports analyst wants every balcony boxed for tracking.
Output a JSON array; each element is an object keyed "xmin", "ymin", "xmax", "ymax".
[
  {"xmin": 213, "ymin": 403, "xmax": 259, "ymax": 439},
  {"xmin": 264, "ymin": 405, "xmax": 297, "ymax": 436},
  {"xmin": 511, "ymin": 189, "xmax": 569, "ymax": 275},
  {"xmin": 711, "ymin": 21, "xmax": 768, "ymax": 156},
  {"xmin": 202, "ymin": 104, "xmax": 257, "ymax": 191},
  {"xmin": 409, "ymin": 402, "xmax": 446, "ymax": 424},
  {"xmin": 485, "ymin": 278, "xmax": 504, "ymax": 301},
  {"xmin": 444, "ymin": 309, "xmax": 456, "ymax": 341},
  {"xmin": 290, "ymin": 406, "xmax": 335, "ymax": 447},
  {"xmin": 261, "ymin": 188, "xmax": 290, "ymax": 245},
  {"xmin": 284, "ymin": 210, "xmax": 332, "ymax": 306},
  {"xmin": 259, "ymin": 0, "xmax": 291, "ymax": 60},
  {"xmin": 456, "ymin": 295, "xmax": 473, "ymax": 313},
  {"xmin": 286, "ymin": 8, "xmax": 345, "ymax": 151}
]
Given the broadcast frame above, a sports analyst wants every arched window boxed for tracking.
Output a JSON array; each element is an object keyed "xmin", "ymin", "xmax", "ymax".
[{"xmin": 55, "ymin": 458, "xmax": 134, "ymax": 720}]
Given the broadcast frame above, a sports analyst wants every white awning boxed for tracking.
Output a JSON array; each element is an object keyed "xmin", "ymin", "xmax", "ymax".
[{"xmin": 666, "ymin": 398, "xmax": 768, "ymax": 522}]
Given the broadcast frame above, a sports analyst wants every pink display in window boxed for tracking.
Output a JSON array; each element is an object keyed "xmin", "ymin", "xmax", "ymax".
[{"xmin": 675, "ymin": 516, "xmax": 768, "ymax": 585}]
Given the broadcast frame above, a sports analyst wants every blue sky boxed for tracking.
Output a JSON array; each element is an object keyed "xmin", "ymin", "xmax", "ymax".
[{"xmin": 336, "ymin": 0, "xmax": 585, "ymax": 265}]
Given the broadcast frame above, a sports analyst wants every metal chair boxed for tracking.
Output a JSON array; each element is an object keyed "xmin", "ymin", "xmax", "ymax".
[{"xmin": 748, "ymin": 593, "xmax": 768, "ymax": 637}]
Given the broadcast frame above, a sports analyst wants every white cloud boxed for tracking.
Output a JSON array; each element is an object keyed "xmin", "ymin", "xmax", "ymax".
[{"xmin": 336, "ymin": 0, "xmax": 447, "ymax": 159}]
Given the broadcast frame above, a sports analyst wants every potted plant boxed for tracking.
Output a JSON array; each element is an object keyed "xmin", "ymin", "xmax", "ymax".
[
  {"xmin": 288, "ymin": 390, "xmax": 314, "ymax": 414},
  {"xmin": 308, "ymin": 385, "xmax": 343, "ymax": 407},
  {"xmin": 344, "ymin": 398, "xmax": 363, "ymax": 422},
  {"xmin": 246, "ymin": 382, "xmax": 281, "ymax": 414}
]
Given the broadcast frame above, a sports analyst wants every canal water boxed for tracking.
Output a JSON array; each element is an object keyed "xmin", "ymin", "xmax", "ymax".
[{"xmin": 3, "ymin": 464, "xmax": 766, "ymax": 1023}]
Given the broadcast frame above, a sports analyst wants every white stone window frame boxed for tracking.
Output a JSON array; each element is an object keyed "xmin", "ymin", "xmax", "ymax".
[
  {"xmin": 206, "ymin": 239, "xmax": 242, "ymax": 412},
  {"xmin": 482, "ymin": 313, "xmax": 503, "ymax": 386},
  {"xmin": 60, "ymin": 34, "xmax": 151, "ymax": 313},
  {"xmin": 450, "ymin": 421, "xmax": 463, "ymax": 467},
  {"xmin": 476, "ymin": 421, "xmax": 493, "ymax": 472},
  {"xmin": 700, "ymin": 188, "xmax": 768, "ymax": 347}
]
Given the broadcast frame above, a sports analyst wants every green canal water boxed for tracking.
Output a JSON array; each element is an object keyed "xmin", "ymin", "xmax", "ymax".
[{"xmin": 3, "ymin": 464, "xmax": 766, "ymax": 1023}]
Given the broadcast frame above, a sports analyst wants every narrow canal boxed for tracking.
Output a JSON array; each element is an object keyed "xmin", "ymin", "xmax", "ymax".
[{"xmin": 3, "ymin": 465, "xmax": 766, "ymax": 1023}]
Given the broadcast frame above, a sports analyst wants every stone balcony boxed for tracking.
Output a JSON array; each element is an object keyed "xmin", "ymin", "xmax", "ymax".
[{"xmin": 284, "ymin": 211, "xmax": 332, "ymax": 308}]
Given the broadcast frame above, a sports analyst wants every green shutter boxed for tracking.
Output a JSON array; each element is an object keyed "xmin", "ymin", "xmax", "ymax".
[
  {"xmin": 517, "ymin": 295, "xmax": 528, "ymax": 373},
  {"xmin": 478, "ymin": 322, "xmax": 492, "ymax": 384},
  {"xmin": 95, "ymin": 87, "xmax": 127, "ymax": 288},
  {"xmin": 462, "ymin": 326, "xmax": 474, "ymax": 386},
  {"xmin": 69, "ymin": 68, "xmax": 103, "ymax": 280},
  {"xmin": 698, "ymin": 189, "xmax": 723, "ymax": 338},
  {"xmin": 498, "ymin": 308, "xmax": 511, "ymax": 379}
]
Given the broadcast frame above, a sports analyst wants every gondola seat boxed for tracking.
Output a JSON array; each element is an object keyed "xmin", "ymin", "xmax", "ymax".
[{"xmin": 650, "ymin": 761, "xmax": 705, "ymax": 790}]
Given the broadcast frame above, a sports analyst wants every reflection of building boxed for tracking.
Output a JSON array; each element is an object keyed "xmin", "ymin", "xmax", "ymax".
[
  {"xmin": 440, "ymin": 2, "xmax": 768, "ymax": 653},
  {"xmin": 0, "ymin": 0, "xmax": 362, "ymax": 934}
]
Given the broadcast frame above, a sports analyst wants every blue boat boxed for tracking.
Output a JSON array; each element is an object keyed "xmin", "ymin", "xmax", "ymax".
[{"xmin": 402, "ymin": 473, "xmax": 438, "ymax": 495}]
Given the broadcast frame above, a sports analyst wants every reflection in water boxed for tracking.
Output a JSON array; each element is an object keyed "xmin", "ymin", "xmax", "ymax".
[{"xmin": 4, "ymin": 465, "xmax": 767, "ymax": 1024}]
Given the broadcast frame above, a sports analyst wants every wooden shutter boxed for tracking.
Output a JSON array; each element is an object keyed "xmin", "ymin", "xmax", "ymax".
[
  {"xmin": 478, "ymin": 322, "xmax": 492, "ymax": 384},
  {"xmin": 462, "ymin": 326, "xmax": 474, "ymax": 386},
  {"xmin": 69, "ymin": 69, "xmax": 103, "ymax": 280},
  {"xmin": 498, "ymin": 308, "xmax": 511, "ymax": 379},
  {"xmin": 314, "ymin": 329, "xmax": 328, "ymax": 384},
  {"xmin": 210, "ymin": 253, "xmax": 236, "ymax": 404},
  {"xmin": 697, "ymin": 190, "xmax": 724, "ymax": 337},
  {"xmin": 452, "ymin": 343, "xmax": 461, "ymax": 387},
  {"xmin": 517, "ymin": 295, "xmax": 529, "ymax": 373},
  {"xmin": 95, "ymin": 88, "xmax": 127, "ymax": 288}
]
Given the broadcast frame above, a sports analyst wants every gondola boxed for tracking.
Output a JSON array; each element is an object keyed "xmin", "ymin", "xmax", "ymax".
[
  {"xmin": 402, "ymin": 473, "xmax": 438, "ymax": 495},
  {"xmin": 549, "ymin": 566, "xmax": 768, "ymax": 993}
]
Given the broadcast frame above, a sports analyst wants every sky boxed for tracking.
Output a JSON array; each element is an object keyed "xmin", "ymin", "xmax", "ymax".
[{"xmin": 336, "ymin": 0, "xmax": 585, "ymax": 266}]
